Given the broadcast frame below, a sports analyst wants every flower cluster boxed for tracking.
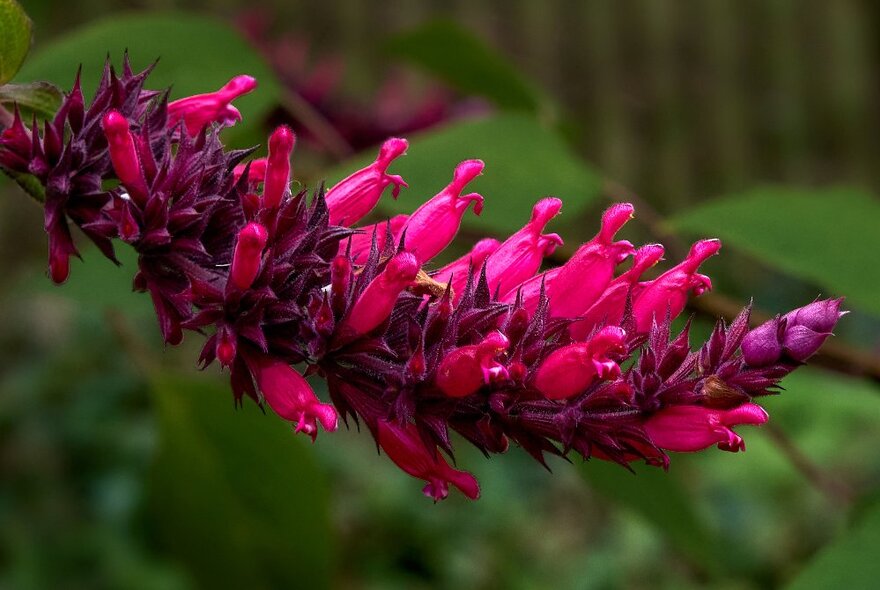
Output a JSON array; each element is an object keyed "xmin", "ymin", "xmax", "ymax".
[{"xmin": 0, "ymin": 58, "xmax": 844, "ymax": 501}]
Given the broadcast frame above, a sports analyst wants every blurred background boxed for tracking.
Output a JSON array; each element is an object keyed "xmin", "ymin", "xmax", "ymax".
[{"xmin": 2, "ymin": 1, "xmax": 880, "ymax": 588}]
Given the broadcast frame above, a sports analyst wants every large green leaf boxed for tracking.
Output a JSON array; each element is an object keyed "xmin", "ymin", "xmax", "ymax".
[
  {"xmin": 669, "ymin": 187, "xmax": 880, "ymax": 316},
  {"xmin": 0, "ymin": 80, "xmax": 62, "ymax": 119},
  {"xmin": 581, "ymin": 461, "xmax": 724, "ymax": 577},
  {"xmin": 386, "ymin": 20, "xmax": 546, "ymax": 114},
  {"xmin": 146, "ymin": 374, "xmax": 335, "ymax": 590},
  {"xmin": 784, "ymin": 499, "xmax": 880, "ymax": 590},
  {"xmin": 328, "ymin": 114, "xmax": 602, "ymax": 237},
  {"xmin": 0, "ymin": 0, "xmax": 31, "ymax": 85},
  {"xmin": 15, "ymin": 12, "xmax": 280, "ymax": 143}
]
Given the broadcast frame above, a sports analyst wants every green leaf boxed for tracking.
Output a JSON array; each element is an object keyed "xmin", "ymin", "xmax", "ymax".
[
  {"xmin": 328, "ymin": 114, "xmax": 602, "ymax": 237},
  {"xmin": 581, "ymin": 461, "xmax": 724, "ymax": 577},
  {"xmin": 1, "ymin": 166, "xmax": 45, "ymax": 203},
  {"xmin": 0, "ymin": 80, "xmax": 62, "ymax": 119},
  {"xmin": 785, "ymin": 500, "xmax": 880, "ymax": 590},
  {"xmin": 15, "ymin": 11, "xmax": 281, "ymax": 144},
  {"xmin": 0, "ymin": 0, "xmax": 32, "ymax": 85},
  {"xmin": 386, "ymin": 20, "xmax": 547, "ymax": 114},
  {"xmin": 669, "ymin": 186, "xmax": 880, "ymax": 316},
  {"xmin": 146, "ymin": 374, "xmax": 335, "ymax": 590}
]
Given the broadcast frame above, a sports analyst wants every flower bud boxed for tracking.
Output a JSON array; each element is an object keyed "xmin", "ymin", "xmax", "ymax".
[
  {"xmin": 167, "ymin": 74, "xmax": 258, "ymax": 135},
  {"xmin": 230, "ymin": 222, "xmax": 269, "ymax": 291},
  {"xmin": 403, "ymin": 159, "xmax": 484, "ymax": 263},
  {"xmin": 533, "ymin": 326, "xmax": 627, "ymax": 400},
  {"xmin": 435, "ymin": 331, "xmax": 510, "ymax": 397},
  {"xmin": 338, "ymin": 252, "xmax": 420, "ymax": 339},
  {"xmin": 102, "ymin": 110, "xmax": 149, "ymax": 205},
  {"xmin": 377, "ymin": 420, "xmax": 480, "ymax": 501},
  {"xmin": 326, "ymin": 137, "xmax": 408, "ymax": 226},
  {"xmin": 643, "ymin": 403, "xmax": 768, "ymax": 453},
  {"xmin": 262, "ymin": 125, "xmax": 296, "ymax": 209},
  {"xmin": 485, "ymin": 198, "xmax": 563, "ymax": 297},
  {"xmin": 742, "ymin": 298, "xmax": 845, "ymax": 366}
]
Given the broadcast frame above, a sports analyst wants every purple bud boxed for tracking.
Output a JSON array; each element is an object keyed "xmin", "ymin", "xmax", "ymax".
[
  {"xmin": 781, "ymin": 298, "xmax": 846, "ymax": 362},
  {"xmin": 741, "ymin": 319, "xmax": 784, "ymax": 367}
]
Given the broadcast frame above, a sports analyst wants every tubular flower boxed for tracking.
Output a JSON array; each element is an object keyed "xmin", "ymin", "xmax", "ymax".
[
  {"xmin": 325, "ymin": 137, "xmax": 408, "ymax": 226},
  {"xmin": 402, "ymin": 159, "xmax": 484, "ymax": 263},
  {"xmin": 0, "ymin": 56, "xmax": 845, "ymax": 501},
  {"xmin": 484, "ymin": 197, "xmax": 563, "ymax": 297},
  {"xmin": 167, "ymin": 74, "xmax": 258, "ymax": 135},
  {"xmin": 431, "ymin": 238, "xmax": 501, "ymax": 303}
]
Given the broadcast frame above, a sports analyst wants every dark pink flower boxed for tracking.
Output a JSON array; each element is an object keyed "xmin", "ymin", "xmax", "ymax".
[
  {"xmin": 533, "ymin": 326, "xmax": 627, "ymax": 399},
  {"xmin": 326, "ymin": 137, "xmax": 408, "ymax": 226},
  {"xmin": 247, "ymin": 352, "xmax": 338, "ymax": 440},
  {"xmin": 435, "ymin": 331, "xmax": 510, "ymax": 397},
  {"xmin": 632, "ymin": 239, "xmax": 720, "ymax": 332},
  {"xmin": 377, "ymin": 420, "xmax": 480, "ymax": 501},
  {"xmin": 643, "ymin": 403, "xmax": 769, "ymax": 453},
  {"xmin": 262, "ymin": 125, "xmax": 296, "ymax": 209},
  {"xmin": 484, "ymin": 197, "xmax": 563, "ymax": 297},
  {"xmin": 402, "ymin": 159, "xmax": 484, "ymax": 263},
  {"xmin": 167, "ymin": 75, "xmax": 257, "ymax": 135}
]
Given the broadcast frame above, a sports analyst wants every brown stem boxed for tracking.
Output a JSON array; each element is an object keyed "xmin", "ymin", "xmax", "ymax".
[
  {"xmin": 279, "ymin": 89, "xmax": 354, "ymax": 161},
  {"xmin": 104, "ymin": 308, "xmax": 161, "ymax": 376},
  {"xmin": 763, "ymin": 423, "xmax": 856, "ymax": 506}
]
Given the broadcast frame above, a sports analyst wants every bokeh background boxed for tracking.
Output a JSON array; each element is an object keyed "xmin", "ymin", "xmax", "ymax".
[{"xmin": 2, "ymin": 1, "xmax": 880, "ymax": 588}]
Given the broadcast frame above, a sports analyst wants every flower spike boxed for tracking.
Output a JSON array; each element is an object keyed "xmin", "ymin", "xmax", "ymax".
[{"xmin": 0, "ymin": 55, "xmax": 845, "ymax": 501}]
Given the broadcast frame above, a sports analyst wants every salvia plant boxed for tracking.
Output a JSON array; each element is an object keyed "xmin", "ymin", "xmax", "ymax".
[{"xmin": 0, "ymin": 57, "xmax": 845, "ymax": 501}]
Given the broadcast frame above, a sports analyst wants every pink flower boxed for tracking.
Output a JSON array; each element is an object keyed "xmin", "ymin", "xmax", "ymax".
[
  {"xmin": 377, "ymin": 420, "xmax": 480, "ymax": 501},
  {"xmin": 340, "ymin": 214, "xmax": 409, "ymax": 264},
  {"xmin": 431, "ymin": 238, "xmax": 501, "ymax": 302},
  {"xmin": 643, "ymin": 403, "xmax": 769, "ymax": 453},
  {"xmin": 435, "ymin": 331, "xmax": 510, "ymax": 397},
  {"xmin": 230, "ymin": 222, "xmax": 269, "ymax": 291},
  {"xmin": 402, "ymin": 159, "xmax": 484, "ymax": 263},
  {"xmin": 233, "ymin": 157, "xmax": 267, "ymax": 185},
  {"xmin": 533, "ymin": 326, "xmax": 627, "ymax": 399},
  {"xmin": 632, "ymin": 239, "xmax": 720, "ymax": 332},
  {"xmin": 484, "ymin": 198, "xmax": 563, "ymax": 297},
  {"xmin": 167, "ymin": 75, "xmax": 258, "ymax": 135},
  {"xmin": 742, "ymin": 298, "xmax": 846, "ymax": 366},
  {"xmin": 262, "ymin": 126, "xmax": 296, "ymax": 209},
  {"xmin": 246, "ymin": 353, "xmax": 338, "ymax": 440},
  {"xmin": 337, "ymin": 252, "xmax": 420, "ymax": 340},
  {"xmin": 326, "ymin": 137, "xmax": 408, "ymax": 226},
  {"xmin": 102, "ymin": 111, "xmax": 148, "ymax": 205},
  {"xmin": 570, "ymin": 244, "xmax": 665, "ymax": 339}
]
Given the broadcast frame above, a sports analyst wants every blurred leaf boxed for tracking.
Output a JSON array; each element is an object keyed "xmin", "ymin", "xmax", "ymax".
[
  {"xmin": 0, "ymin": 80, "xmax": 62, "ymax": 118},
  {"xmin": 0, "ymin": 0, "xmax": 31, "ymax": 85},
  {"xmin": 784, "ymin": 499, "xmax": 880, "ymax": 590},
  {"xmin": 15, "ymin": 11, "xmax": 281, "ymax": 144},
  {"xmin": 669, "ymin": 187, "xmax": 880, "ymax": 316},
  {"xmin": 581, "ymin": 461, "xmax": 723, "ymax": 576},
  {"xmin": 146, "ymin": 374, "xmax": 334, "ymax": 590},
  {"xmin": 329, "ymin": 114, "xmax": 602, "ymax": 237},
  {"xmin": 386, "ymin": 20, "xmax": 546, "ymax": 113},
  {"xmin": 1, "ymin": 167, "xmax": 45, "ymax": 203}
]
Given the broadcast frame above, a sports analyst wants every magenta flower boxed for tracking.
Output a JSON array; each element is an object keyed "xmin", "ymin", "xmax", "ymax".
[
  {"xmin": 167, "ymin": 74, "xmax": 257, "ymax": 135},
  {"xmin": 0, "ymin": 57, "xmax": 845, "ymax": 501},
  {"xmin": 643, "ymin": 403, "xmax": 769, "ymax": 453},
  {"xmin": 325, "ymin": 137, "xmax": 408, "ymax": 226}
]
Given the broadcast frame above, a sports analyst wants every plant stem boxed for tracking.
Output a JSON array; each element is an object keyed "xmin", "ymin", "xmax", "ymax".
[{"xmin": 280, "ymin": 89, "xmax": 354, "ymax": 161}]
